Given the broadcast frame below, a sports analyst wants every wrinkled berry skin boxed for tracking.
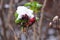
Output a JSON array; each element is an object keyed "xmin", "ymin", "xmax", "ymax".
[
  {"xmin": 30, "ymin": 17, "xmax": 35, "ymax": 23},
  {"xmin": 24, "ymin": 17, "xmax": 35, "ymax": 27},
  {"xmin": 29, "ymin": 17, "xmax": 35, "ymax": 25},
  {"xmin": 21, "ymin": 14, "xmax": 35, "ymax": 27},
  {"xmin": 22, "ymin": 14, "xmax": 29, "ymax": 20},
  {"xmin": 16, "ymin": 13, "xmax": 36, "ymax": 28}
]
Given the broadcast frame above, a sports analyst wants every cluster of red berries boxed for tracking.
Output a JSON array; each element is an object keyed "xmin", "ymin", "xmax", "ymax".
[{"xmin": 20, "ymin": 14, "xmax": 35, "ymax": 27}]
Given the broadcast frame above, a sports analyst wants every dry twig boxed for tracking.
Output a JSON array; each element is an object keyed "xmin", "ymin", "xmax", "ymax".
[
  {"xmin": 38, "ymin": 0, "xmax": 47, "ymax": 40},
  {"xmin": 0, "ymin": 0, "xmax": 7, "ymax": 40},
  {"xmin": 7, "ymin": 0, "xmax": 18, "ymax": 40}
]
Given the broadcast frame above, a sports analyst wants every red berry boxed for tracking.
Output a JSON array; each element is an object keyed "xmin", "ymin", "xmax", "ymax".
[{"xmin": 29, "ymin": 17, "xmax": 35, "ymax": 23}]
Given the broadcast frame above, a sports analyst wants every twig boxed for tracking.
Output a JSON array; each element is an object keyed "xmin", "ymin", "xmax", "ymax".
[
  {"xmin": 7, "ymin": 0, "xmax": 18, "ymax": 40},
  {"xmin": 29, "ymin": 0, "xmax": 37, "ymax": 40},
  {"xmin": 38, "ymin": 0, "xmax": 47, "ymax": 40},
  {"xmin": 0, "ymin": 0, "xmax": 7, "ymax": 40}
]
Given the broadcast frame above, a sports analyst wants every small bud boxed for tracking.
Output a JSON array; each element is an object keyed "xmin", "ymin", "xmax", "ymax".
[
  {"xmin": 53, "ymin": 16, "xmax": 58, "ymax": 21},
  {"xmin": 49, "ymin": 22, "xmax": 52, "ymax": 26}
]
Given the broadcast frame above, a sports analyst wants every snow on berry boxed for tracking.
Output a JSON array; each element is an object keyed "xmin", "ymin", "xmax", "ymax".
[
  {"xmin": 15, "ymin": 6, "xmax": 36, "ymax": 27},
  {"xmin": 16, "ymin": 6, "xmax": 34, "ymax": 20}
]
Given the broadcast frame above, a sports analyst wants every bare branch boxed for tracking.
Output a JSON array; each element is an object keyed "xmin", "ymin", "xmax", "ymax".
[
  {"xmin": 38, "ymin": 0, "xmax": 47, "ymax": 40},
  {"xmin": 7, "ymin": 0, "xmax": 18, "ymax": 40},
  {"xmin": 0, "ymin": 0, "xmax": 7, "ymax": 40}
]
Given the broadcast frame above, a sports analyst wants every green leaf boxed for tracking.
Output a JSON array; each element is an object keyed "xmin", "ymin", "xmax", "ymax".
[
  {"xmin": 24, "ymin": 1, "xmax": 42, "ymax": 13},
  {"xmin": 31, "ymin": 1, "xmax": 36, "ymax": 7},
  {"xmin": 15, "ymin": 19, "xmax": 22, "ymax": 24},
  {"xmin": 36, "ymin": 3, "xmax": 42, "ymax": 9},
  {"xmin": 14, "ymin": 12, "xmax": 18, "ymax": 18},
  {"xmin": 24, "ymin": 2, "xmax": 31, "ymax": 7}
]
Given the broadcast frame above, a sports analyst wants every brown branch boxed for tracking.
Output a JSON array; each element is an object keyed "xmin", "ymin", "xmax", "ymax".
[
  {"xmin": 29, "ymin": 0, "xmax": 37, "ymax": 40},
  {"xmin": 7, "ymin": 0, "xmax": 18, "ymax": 40},
  {"xmin": 38, "ymin": 0, "xmax": 47, "ymax": 40},
  {"xmin": 0, "ymin": 0, "xmax": 7, "ymax": 40},
  {"xmin": 7, "ymin": 0, "xmax": 14, "ymax": 33},
  {"xmin": 0, "ymin": 10, "xmax": 7, "ymax": 40}
]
